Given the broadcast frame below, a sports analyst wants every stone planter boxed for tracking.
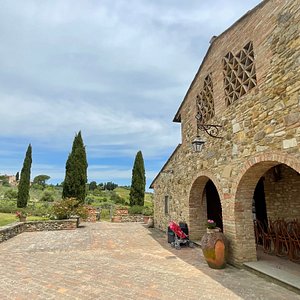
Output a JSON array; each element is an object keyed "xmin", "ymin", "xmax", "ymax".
[
  {"xmin": 115, "ymin": 209, "xmax": 128, "ymax": 216},
  {"xmin": 200, "ymin": 228, "xmax": 227, "ymax": 269},
  {"xmin": 143, "ymin": 216, "xmax": 151, "ymax": 224},
  {"xmin": 111, "ymin": 216, "xmax": 122, "ymax": 223},
  {"xmin": 147, "ymin": 217, "xmax": 154, "ymax": 228}
]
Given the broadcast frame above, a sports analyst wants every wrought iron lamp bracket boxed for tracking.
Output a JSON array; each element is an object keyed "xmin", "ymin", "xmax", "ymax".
[{"xmin": 195, "ymin": 113, "xmax": 223, "ymax": 139}]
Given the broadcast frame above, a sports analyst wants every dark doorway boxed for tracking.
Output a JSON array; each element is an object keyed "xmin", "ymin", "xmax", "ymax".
[
  {"xmin": 205, "ymin": 180, "xmax": 223, "ymax": 231},
  {"xmin": 253, "ymin": 178, "xmax": 268, "ymax": 229}
]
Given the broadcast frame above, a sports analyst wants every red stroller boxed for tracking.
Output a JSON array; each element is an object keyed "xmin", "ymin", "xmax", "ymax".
[{"xmin": 169, "ymin": 221, "xmax": 194, "ymax": 250}]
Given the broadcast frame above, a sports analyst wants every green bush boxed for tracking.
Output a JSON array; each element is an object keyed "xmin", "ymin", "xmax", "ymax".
[
  {"xmin": 142, "ymin": 206, "xmax": 153, "ymax": 216},
  {"xmin": 111, "ymin": 192, "xmax": 126, "ymax": 205},
  {"xmin": 100, "ymin": 208, "xmax": 110, "ymax": 220},
  {"xmin": 40, "ymin": 190, "xmax": 55, "ymax": 202},
  {"xmin": 128, "ymin": 205, "xmax": 144, "ymax": 215},
  {"xmin": 0, "ymin": 199, "xmax": 51, "ymax": 217},
  {"xmin": 85, "ymin": 196, "xmax": 94, "ymax": 205},
  {"xmin": 52, "ymin": 198, "xmax": 89, "ymax": 219},
  {"xmin": 4, "ymin": 189, "xmax": 18, "ymax": 200}
]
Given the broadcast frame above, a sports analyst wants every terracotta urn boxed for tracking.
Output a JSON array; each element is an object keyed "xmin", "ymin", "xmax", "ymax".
[{"xmin": 200, "ymin": 228, "xmax": 227, "ymax": 269}]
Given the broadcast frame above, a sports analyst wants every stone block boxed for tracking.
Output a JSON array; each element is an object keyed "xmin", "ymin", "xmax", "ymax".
[{"xmin": 283, "ymin": 138, "xmax": 297, "ymax": 149}]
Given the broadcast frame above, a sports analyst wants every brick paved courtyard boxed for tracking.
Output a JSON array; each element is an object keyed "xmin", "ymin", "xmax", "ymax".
[{"xmin": 0, "ymin": 222, "xmax": 299, "ymax": 300}]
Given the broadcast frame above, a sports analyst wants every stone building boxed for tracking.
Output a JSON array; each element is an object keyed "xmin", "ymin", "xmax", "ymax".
[{"xmin": 150, "ymin": 0, "xmax": 300, "ymax": 265}]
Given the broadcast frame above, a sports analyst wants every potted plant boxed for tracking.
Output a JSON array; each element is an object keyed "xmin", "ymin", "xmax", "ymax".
[
  {"xmin": 206, "ymin": 219, "xmax": 219, "ymax": 232},
  {"xmin": 16, "ymin": 211, "xmax": 27, "ymax": 222},
  {"xmin": 200, "ymin": 219, "xmax": 227, "ymax": 269},
  {"xmin": 142, "ymin": 206, "xmax": 153, "ymax": 224}
]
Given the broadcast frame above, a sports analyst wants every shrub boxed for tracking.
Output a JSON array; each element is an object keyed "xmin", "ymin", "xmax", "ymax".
[
  {"xmin": 52, "ymin": 197, "xmax": 89, "ymax": 219},
  {"xmin": 4, "ymin": 189, "xmax": 18, "ymax": 200},
  {"xmin": 85, "ymin": 196, "xmax": 94, "ymax": 205},
  {"xmin": 111, "ymin": 192, "xmax": 126, "ymax": 205},
  {"xmin": 142, "ymin": 206, "xmax": 153, "ymax": 216},
  {"xmin": 40, "ymin": 190, "xmax": 55, "ymax": 202},
  {"xmin": 128, "ymin": 205, "xmax": 144, "ymax": 215},
  {"xmin": 31, "ymin": 184, "xmax": 44, "ymax": 190}
]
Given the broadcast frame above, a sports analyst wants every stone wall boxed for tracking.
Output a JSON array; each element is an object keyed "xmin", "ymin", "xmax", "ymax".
[
  {"xmin": 0, "ymin": 219, "xmax": 78, "ymax": 244},
  {"xmin": 85, "ymin": 206, "xmax": 97, "ymax": 222},
  {"xmin": 111, "ymin": 215, "xmax": 144, "ymax": 223},
  {"xmin": 264, "ymin": 165, "xmax": 300, "ymax": 220},
  {"xmin": 0, "ymin": 223, "xmax": 26, "ymax": 243},
  {"xmin": 25, "ymin": 219, "xmax": 78, "ymax": 232},
  {"xmin": 152, "ymin": 0, "xmax": 300, "ymax": 265}
]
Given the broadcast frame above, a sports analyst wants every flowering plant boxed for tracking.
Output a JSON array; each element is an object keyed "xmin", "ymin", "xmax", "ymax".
[
  {"xmin": 16, "ymin": 211, "xmax": 28, "ymax": 219},
  {"xmin": 52, "ymin": 198, "xmax": 89, "ymax": 220},
  {"xmin": 207, "ymin": 219, "xmax": 216, "ymax": 229}
]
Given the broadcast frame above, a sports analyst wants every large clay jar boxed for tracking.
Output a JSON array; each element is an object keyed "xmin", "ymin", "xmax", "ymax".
[{"xmin": 200, "ymin": 228, "xmax": 227, "ymax": 269}]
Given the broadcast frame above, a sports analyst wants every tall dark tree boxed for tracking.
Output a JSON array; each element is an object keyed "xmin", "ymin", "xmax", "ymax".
[
  {"xmin": 129, "ymin": 150, "xmax": 146, "ymax": 206},
  {"xmin": 62, "ymin": 131, "xmax": 88, "ymax": 203},
  {"xmin": 17, "ymin": 144, "xmax": 32, "ymax": 208},
  {"xmin": 15, "ymin": 171, "xmax": 20, "ymax": 181},
  {"xmin": 89, "ymin": 181, "xmax": 97, "ymax": 191}
]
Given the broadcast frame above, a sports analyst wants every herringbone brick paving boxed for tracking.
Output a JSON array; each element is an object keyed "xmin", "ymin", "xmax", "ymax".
[{"xmin": 0, "ymin": 222, "xmax": 299, "ymax": 299}]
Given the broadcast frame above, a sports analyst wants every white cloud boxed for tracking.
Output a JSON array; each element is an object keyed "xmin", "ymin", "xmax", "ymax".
[{"xmin": 0, "ymin": 0, "xmax": 262, "ymax": 183}]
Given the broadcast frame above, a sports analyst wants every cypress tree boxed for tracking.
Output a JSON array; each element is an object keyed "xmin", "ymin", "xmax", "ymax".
[
  {"xmin": 17, "ymin": 144, "xmax": 32, "ymax": 208},
  {"xmin": 62, "ymin": 131, "xmax": 88, "ymax": 203},
  {"xmin": 129, "ymin": 150, "xmax": 146, "ymax": 206}
]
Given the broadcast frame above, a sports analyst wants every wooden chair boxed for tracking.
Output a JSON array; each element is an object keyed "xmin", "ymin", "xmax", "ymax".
[
  {"xmin": 273, "ymin": 219, "xmax": 289, "ymax": 257},
  {"xmin": 287, "ymin": 220, "xmax": 300, "ymax": 262},
  {"xmin": 256, "ymin": 219, "xmax": 274, "ymax": 254}
]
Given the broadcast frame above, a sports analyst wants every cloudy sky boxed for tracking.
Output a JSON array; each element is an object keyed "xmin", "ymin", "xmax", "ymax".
[{"xmin": 0, "ymin": 0, "xmax": 262, "ymax": 188}]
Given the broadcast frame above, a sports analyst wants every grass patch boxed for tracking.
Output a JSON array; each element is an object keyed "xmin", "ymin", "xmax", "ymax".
[
  {"xmin": 0, "ymin": 212, "xmax": 49, "ymax": 227},
  {"xmin": 0, "ymin": 212, "xmax": 17, "ymax": 227}
]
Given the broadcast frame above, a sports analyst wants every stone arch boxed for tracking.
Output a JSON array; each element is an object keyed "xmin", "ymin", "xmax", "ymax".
[
  {"xmin": 188, "ymin": 171, "xmax": 223, "ymax": 240},
  {"xmin": 232, "ymin": 152, "xmax": 300, "ymax": 264}
]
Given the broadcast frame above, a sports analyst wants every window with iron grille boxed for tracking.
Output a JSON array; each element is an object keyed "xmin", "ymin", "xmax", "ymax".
[
  {"xmin": 223, "ymin": 41, "xmax": 257, "ymax": 106},
  {"xmin": 196, "ymin": 73, "xmax": 214, "ymax": 123}
]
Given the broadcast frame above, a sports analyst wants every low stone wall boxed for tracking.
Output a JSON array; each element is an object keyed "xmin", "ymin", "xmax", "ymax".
[
  {"xmin": 25, "ymin": 219, "xmax": 78, "ymax": 232},
  {"xmin": 111, "ymin": 215, "xmax": 144, "ymax": 223},
  {"xmin": 0, "ymin": 219, "xmax": 78, "ymax": 244},
  {"xmin": 0, "ymin": 222, "xmax": 26, "ymax": 243}
]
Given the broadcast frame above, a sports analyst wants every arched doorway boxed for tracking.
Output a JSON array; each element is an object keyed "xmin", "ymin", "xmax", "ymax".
[
  {"xmin": 206, "ymin": 180, "xmax": 223, "ymax": 231},
  {"xmin": 234, "ymin": 157, "xmax": 300, "ymax": 264},
  {"xmin": 189, "ymin": 176, "xmax": 223, "ymax": 240}
]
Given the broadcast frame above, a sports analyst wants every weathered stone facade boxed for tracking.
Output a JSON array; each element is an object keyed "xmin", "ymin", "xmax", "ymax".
[{"xmin": 150, "ymin": 0, "xmax": 300, "ymax": 265}]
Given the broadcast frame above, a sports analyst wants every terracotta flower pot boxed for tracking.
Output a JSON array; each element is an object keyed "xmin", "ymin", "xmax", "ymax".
[
  {"xmin": 200, "ymin": 228, "xmax": 227, "ymax": 269},
  {"xmin": 19, "ymin": 216, "xmax": 27, "ymax": 222}
]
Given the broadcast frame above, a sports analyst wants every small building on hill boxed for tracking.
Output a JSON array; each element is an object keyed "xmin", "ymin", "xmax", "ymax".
[{"xmin": 150, "ymin": 0, "xmax": 300, "ymax": 265}]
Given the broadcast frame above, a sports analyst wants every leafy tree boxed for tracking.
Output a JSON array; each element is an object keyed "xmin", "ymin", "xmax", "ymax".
[
  {"xmin": 104, "ymin": 181, "xmax": 118, "ymax": 190},
  {"xmin": 17, "ymin": 144, "xmax": 32, "ymax": 208},
  {"xmin": 0, "ymin": 176, "xmax": 9, "ymax": 186},
  {"xmin": 33, "ymin": 174, "xmax": 50, "ymax": 188},
  {"xmin": 62, "ymin": 131, "xmax": 88, "ymax": 203},
  {"xmin": 89, "ymin": 181, "xmax": 97, "ymax": 191},
  {"xmin": 16, "ymin": 172, "xmax": 20, "ymax": 181},
  {"xmin": 129, "ymin": 150, "xmax": 146, "ymax": 206}
]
